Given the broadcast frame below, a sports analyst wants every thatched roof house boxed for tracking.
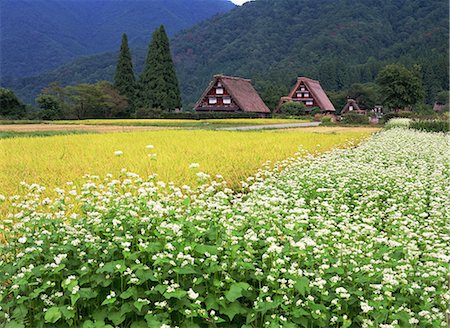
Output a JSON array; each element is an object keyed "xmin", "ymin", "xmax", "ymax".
[
  {"xmin": 276, "ymin": 77, "xmax": 335, "ymax": 113},
  {"xmin": 341, "ymin": 98, "xmax": 367, "ymax": 115},
  {"xmin": 194, "ymin": 75, "xmax": 270, "ymax": 114}
]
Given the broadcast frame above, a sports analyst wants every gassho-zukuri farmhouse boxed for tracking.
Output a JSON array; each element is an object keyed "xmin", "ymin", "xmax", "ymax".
[
  {"xmin": 194, "ymin": 75, "xmax": 271, "ymax": 115},
  {"xmin": 194, "ymin": 74, "xmax": 340, "ymax": 116}
]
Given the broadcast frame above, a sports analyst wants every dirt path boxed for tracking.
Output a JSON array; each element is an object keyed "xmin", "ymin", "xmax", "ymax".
[{"xmin": 0, "ymin": 124, "xmax": 175, "ymax": 133}]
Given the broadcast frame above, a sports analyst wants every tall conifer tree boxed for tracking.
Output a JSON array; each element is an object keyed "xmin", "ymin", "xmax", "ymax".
[
  {"xmin": 139, "ymin": 25, "xmax": 181, "ymax": 111},
  {"xmin": 114, "ymin": 33, "xmax": 135, "ymax": 105}
]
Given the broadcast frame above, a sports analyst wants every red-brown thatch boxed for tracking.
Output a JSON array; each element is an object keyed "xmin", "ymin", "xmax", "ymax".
[
  {"xmin": 287, "ymin": 77, "xmax": 335, "ymax": 112},
  {"xmin": 341, "ymin": 98, "xmax": 366, "ymax": 115},
  {"xmin": 194, "ymin": 75, "xmax": 270, "ymax": 113}
]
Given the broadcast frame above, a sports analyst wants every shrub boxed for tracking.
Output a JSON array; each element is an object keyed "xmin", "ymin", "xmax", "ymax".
[
  {"xmin": 410, "ymin": 119, "xmax": 449, "ymax": 133},
  {"xmin": 384, "ymin": 118, "xmax": 411, "ymax": 129},
  {"xmin": 341, "ymin": 112, "xmax": 368, "ymax": 125},
  {"xmin": 133, "ymin": 109, "xmax": 266, "ymax": 119},
  {"xmin": 319, "ymin": 116, "xmax": 334, "ymax": 126},
  {"xmin": 310, "ymin": 107, "xmax": 321, "ymax": 116},
  {"xmin": 278, "ymin": 102, "xmax": 306, "ymax": 116}
]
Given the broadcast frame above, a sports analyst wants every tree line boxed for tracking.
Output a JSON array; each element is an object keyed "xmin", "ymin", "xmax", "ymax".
[
  {"xmin": 0, "ymin": 25, "xmax": 181, "ymax": 120},
  {"xmin": 1, "ymin": 61, "xmax": 448, "ymax": 120}
]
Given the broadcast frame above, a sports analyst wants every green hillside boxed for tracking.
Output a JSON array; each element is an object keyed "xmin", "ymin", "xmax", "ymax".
[
  {"xmin": 3, "ymin": 0, "xmax": 448, "ymax": 108},
  {"xmin": 0, "ymin": 0, "xmax": 234, "ymax": 77}
]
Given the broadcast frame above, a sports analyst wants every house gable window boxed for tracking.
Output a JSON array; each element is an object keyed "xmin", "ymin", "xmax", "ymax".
[
  {"xmin": 208, "ymin": 96, "xmax": 217, "ymax": 105},
  {"xmin": 216, "ymin": 87, "xmax": 224, "ymax": 95},
  {"xmin": 306, "ymin": 100, "xmax": 313, "ymax": 106},
  {"xmin": 223, "ymin": 96, "xmax": 231, "ymax": 105}
]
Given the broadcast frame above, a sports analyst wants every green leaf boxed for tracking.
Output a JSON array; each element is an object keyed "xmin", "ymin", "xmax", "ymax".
[
  {"xmin": 130, "ymin": 321, "xmax": 147, "ymax": 328},
  {"xmin": 205, "ymin": 295, "xmax": 219, "ymax": 310},
  {"xmin": 61, "ymin": 306, "xmax": 76, "ymax": 320},
  {"xmin": 108, "ymin": 311, "xmax": 126, "ymax": 325},
  {"xmin": 4, "ymin": 321, "xmax": 25, "ymax": 328},
  {"xmin": 342, "ymin": 318, "xmax": 352, "ymax": 328},
  {"xmin": 195, "ymin": 244, "xmax": 218, "ymax": 255},
  {"xmin": 294, "ymin": 277, "xmax": 310, "ymax": 296},
  {"xmin": 225, "ymin": 282, "xmax": 250, "ymax": 302},
  {"xmin": 120, "ymin": 286, "xmax": 138, "ymax": 300},
  {"xmin": 145, "ymin": 314, "xmax": 163, "ymax": 328},
  {"xmin": 71, "ymin": 292, "xmax": 80, "ymax": 305},
  {"xmin": 134, "ymin": 300, "xmax": 147, "ymax": 312},
  {"xmin": 135, "ymin": 269, "xmax": 158, "ymax": 283},
  {"xmin": 12, "ymin": 305, "xmax": 28, "ymax": 321},
  {"xmin": 221, "ymin": 301, "xmax": 247, "ymax": 321},
  {"xmin": 101, "ymin": 297, "xmax": 116, "ymax": 306},
  {"xmin": 44, "ymin": 307, "xmax": 62, "ymax": 323},
  {"xmin": 173, "ymin": 266, "xmax": 197, "ymax": 275},
  {"xmin": 82, "ymin": 320, "xmax": 95, "ymax": 328},
  {"xmin": 163, "ymin": 289, "xmax": 187, "ymax": 300},
  {"xmin": 79, "ymin": 287, "xmax": 98, "ymax": 299}
]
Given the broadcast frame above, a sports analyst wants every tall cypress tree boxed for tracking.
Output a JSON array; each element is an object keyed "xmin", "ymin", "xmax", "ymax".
[
  {"xmin": 114, "ymin": 33, "xmax": 135, "ymax": 106},
  {"xmin": 139, "ymin": 25, "xmax": 181, "ymax": 111}
]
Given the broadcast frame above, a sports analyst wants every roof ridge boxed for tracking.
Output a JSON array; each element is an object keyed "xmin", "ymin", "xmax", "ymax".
[{"xmin": 214, "ymin": 74, "xmax": 251, "ymax": 82}]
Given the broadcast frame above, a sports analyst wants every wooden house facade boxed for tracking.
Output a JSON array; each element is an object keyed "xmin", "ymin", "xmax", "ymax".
[
  {"xmin": 340, "ymin": 98, "xmax": 366, "ymax": 115},
  {"xmin": 276, "ymin": 77, "xmax": 335, "ymax": 113},
  {"xmin": 194, "ymin": 75, "xmax": 270, "ymax": 115}
]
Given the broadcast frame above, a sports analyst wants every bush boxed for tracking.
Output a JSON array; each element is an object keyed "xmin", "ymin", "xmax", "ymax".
[
  {"xmin": 310, "ymin": 107, "xmax": 321, "ymax": 116},
  {"xmin": 384, "ymin": 118, "xmax": 411, "ymax": 129},
  {"xmin": 410, "ymin": 120, "xmax": 449, "ymax": 133},
  {"xmin": 341, "ymin": 112, "xmax": 368, "ymax": 125},
  {"xmin": 133, "ymin": 109, "xmax": 266, "ymax": 119},
  {"xmin": 319, "ymin": 116, "xmax": 335, "ymax": 126},
  {"xmin": 278, "ymin": 102, "xmax": 306, "ymax": 116}
]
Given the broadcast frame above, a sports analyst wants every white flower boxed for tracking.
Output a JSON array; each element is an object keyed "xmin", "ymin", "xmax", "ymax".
[
  {"xmin": 187, "ymin": 288, "xmax": 199, "ymax": 300},
  {"xmin": 360, "ymin": 301, "xmax": 373, "ymax": 313},
  {"xmin": 18, "ymin": 237, "xmax": 27, "ymax": 244},
  {"xmin": 189, "ymin": 163, "xmax": 200, "ymax": 169},
  {"xmin": 145, "ymin": 145, "xmax": 154, "ymax": 149},
  {"xmin": 114, "ymin": 150, "xmax": 123, "ymax": 156}
]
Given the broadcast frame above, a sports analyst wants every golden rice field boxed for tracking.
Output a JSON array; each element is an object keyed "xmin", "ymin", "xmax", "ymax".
[
  {"xmin": 49, "ymin": 118, "xmax": 309, "ymax": 126},
  {"xmin": 0, "ymin": 127, "xmax": 378, "ymax": 205}
]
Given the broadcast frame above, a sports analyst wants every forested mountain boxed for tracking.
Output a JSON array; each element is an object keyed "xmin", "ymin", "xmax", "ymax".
[
  {"xmin": 0, "ymin": 0, "xmax": 234, "ymax": 77},
  {"xmin": 3, "ymin": 0, "xmax": 448, "ymax": 108}
]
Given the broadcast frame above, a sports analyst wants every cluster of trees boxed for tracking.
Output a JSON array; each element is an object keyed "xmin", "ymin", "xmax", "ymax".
[
  {"xmin": 278, "ymin": 63, "xmax": 446, "ymax": 116},
  {"xmin": 30, "ymin": 25, "xmax": 181, "ymax": 120},
  {"xmin": 0, "ymin": 88, "xmax": 27, "ymax": 119},
  {"xmin": 115, "ymin": 26, "xmax": 181, "ymax": 115},
  {"xmin": 35, "ymin": 81, "xmax": 128, "ymax": 120}
]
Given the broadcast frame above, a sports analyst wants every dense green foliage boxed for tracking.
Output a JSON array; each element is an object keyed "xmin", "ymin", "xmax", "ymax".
[
  {"xmin": 2, "ymin": 0, "xmax": 448, "ymax": 110},
  {"xmin": 341, "ymin": 112, "xmax": 369, "ymax": 125},
  {"xmin": 0, "ymin": 0, "xmax": 234, "ymax": 77},
  {"xmin": 36, "ymin": 95, "xmax": 64, "ymax": 120},
  {"xmin": 138, "ymin": 26, "xmax": 182, "ymax": 111},
  {"xmin": 376, "ymin": 64, "xmax": 425, "ymax": 111},
  {"xmin": 36, "ymin": 82, "xmax": 128, "ymax": 119},
  {"xmin": 278, "ymin": 102, "xmax": 306, "ymax": 116},
  {"xmin": 410, "ymin": 119, "xmax": 449, "ymax": 132},
  {"xmin": 114, "ymin": 34, "xmax": 136, "ymax": 110},
  {"xmin": 171, "ymin": 0, "xmax": 448, "ymax": 107},
  {"xmin": 0, "ymin": 88, "xmax": 27, "ymax": 119}
]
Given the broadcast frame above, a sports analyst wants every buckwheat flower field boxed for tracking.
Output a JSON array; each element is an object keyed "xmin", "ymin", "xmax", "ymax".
[{"xmin": 0, "ymin": 129, "xmax": 449, "ymax": 327}]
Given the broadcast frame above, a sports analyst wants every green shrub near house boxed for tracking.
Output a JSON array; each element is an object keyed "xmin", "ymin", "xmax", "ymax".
[
  {"xmin": 278, "ymin": 102, "xmax": 306, "ymax": 116},
  {"xmin": 410, "ymin": 120, "xmax": 449, "ymax": 133},
  {"xmin": 341, "ymin": 112, "xmax": 368, "ymax": 125}
]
